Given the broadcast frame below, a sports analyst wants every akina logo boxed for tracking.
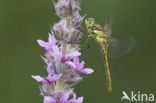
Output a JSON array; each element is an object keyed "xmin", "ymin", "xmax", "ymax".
[{"xmin": 121, "ymin": 91, "xmax": 155, "ymax": 102}]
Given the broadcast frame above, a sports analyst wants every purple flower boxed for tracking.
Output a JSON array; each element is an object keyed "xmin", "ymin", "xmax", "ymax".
[
  {"xmin": 51, "ymin": 45, "xmax": 81, "ymax": 64},
  {"xmin": 68, "ymin": 94, "xmax": 83, "ymax": 103},
  {"xmin": 44, "ymin": 96, "xmax": 57, "ymax": 103},
  {"xmin": 43, "ymin": 90, "xmax": 83, "ymax": 103},
  {"xmin": 32, "ymin": 63, "xmax": 62, "ymax": 84},
  {"xmin": 37, "ymin": 33, "xmax": 57, "ymax": 52},
  {"xmin": 60, "ymin": 90, "xmax": 83, "ymax": 103},
  {"xmin": 67, "ymin": 57, "xmax": 94, "ymax": 75}
]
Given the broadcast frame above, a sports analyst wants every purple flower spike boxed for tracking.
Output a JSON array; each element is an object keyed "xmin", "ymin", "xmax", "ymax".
[
  {"xmin": 33, "ymin": 0, "xmax": 93, "ymax": 102},
  {"xmin": 67, "ymin": 57, "xmax": 94, "ymax": 75},
  {"xmin": 32, "ymin": 64, "xmax": 62, "ymax": 84},
  {"xmin": 37, "ymin": 33, "xmax": 57, "ymax": 52}
]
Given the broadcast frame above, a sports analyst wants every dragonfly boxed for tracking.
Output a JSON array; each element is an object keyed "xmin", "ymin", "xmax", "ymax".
[{"xmin": 84, "ymin": 17, "xmax": 135, "ymax": 93}]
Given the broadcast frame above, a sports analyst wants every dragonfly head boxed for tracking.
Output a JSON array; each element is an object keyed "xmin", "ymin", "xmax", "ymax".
[{"xmin": 85, "ymin": 18, "xmax": 95, "ymax": 29}]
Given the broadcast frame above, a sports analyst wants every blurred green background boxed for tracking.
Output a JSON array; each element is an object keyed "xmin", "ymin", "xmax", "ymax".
[{"xmin": 0, "ymin": 0, "xmax": 156, "ymax": 103}]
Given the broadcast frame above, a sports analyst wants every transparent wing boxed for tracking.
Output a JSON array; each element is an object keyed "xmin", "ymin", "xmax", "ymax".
[
  {"xmin": 107, "ymin": 36, "xmax": 136, "ymax": 58},
  {"xmin": 104, "ymin": 15, "xmax": 112, "ymax": 38}
]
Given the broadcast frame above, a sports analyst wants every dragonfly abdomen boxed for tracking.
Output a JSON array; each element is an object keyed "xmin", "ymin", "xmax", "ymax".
[{"xmin": 101, "ymin": 43, "xmax": 112, "ymax": 93}]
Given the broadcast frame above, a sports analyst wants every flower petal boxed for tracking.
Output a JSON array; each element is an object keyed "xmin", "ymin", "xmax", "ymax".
[
  {"xmin": 66, "ymin": 61, "xmax": 76, "ymax": 68},
  {"xmin": 78, "ymin": 61, "xmax": 84, "ymax": 70},
  {"xmin": 48, "ymin": 33, "xmax": 57, "ymax": 44},
  {"xmin": 66, "ymin": 51, "xmax": 81, "ymax": 59},
  {"xmin": 67, "ymin": 93, "xmax": 83, "ymax": 103},
  {"xmin": 32, "ymin": 75, "xmax": 46, "ymax": 82},
  {"xmin": 51, "ymin": 45, "xmax": 62, "ymax": 59},
  {"xmin": 79, "ymin": 68, "xmax": 94, "ymax": 74},
  {"xmin": 37, "ymin": 40, "xmax": 46, "ymax": 48},
  {"xmin": 60, "ymin": 90, "xmax": 73, "ymax": 102},
  {"xmin": 73, "ymin": 57, "xmax": 79, "ymax": 67},
  {"xmin": 44, "ymin": 96, "xmax": 57, "ymax": 103},
  {"xmin": 47, "ymin": 63, "xmax": 52, "ymax": 75},
  {"xmin": 48, "ymin": 73, "xmax": 62, "ymax": 82}
]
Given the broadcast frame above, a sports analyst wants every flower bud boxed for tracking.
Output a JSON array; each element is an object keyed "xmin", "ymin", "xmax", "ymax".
[
  {"xmin": 71, "ymin": 12, "xmax": 84, "ymax": 27},
  {"xmin": 62, "ymin": 68, "xmax": 82, "ymax": 87},
  {"xmin": 66, "ymin": 29, "xmax": 82, "ymax": 44},
  {"xmin": 54, "ymin": 0, "xmax": 80, "ymax": 17}
]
